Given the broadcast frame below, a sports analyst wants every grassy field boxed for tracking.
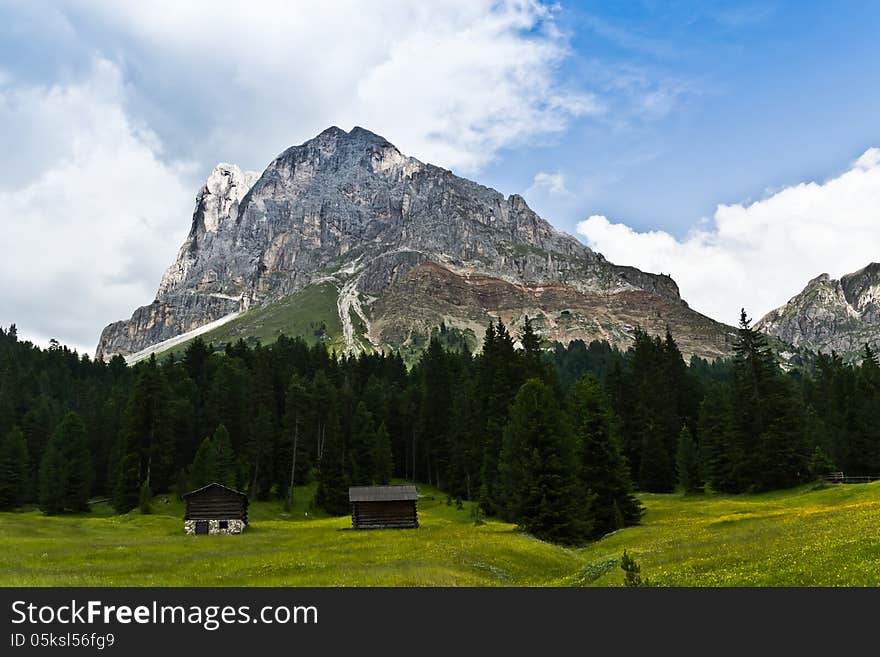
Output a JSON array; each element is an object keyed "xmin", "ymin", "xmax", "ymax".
[
  {"xmin": 1, "ymin": 481, "xmax": 879, "ymax": 586},
  {"xmin": 161, "ymin": 282, "xmax": 345, "ymax": 359}
]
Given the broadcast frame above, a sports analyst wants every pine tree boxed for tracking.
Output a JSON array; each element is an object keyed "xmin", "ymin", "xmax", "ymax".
[
  {"xmin": 39, "ymin": 411, "xmax": 92, "ymax": 514},
  {"xmin": 676, "ymin": 426, "xmax": 703, "ymax": 494},
  {"xmin": 189, "ymin": 436, "xmax": 218, "ymax": 490},
  {"xmin": 372, "ymin": 422, "xmax": 393, "ymax": 485},
  {"xmin": 520, "ymin": 316, "xmax": 545, "ymax": 382},
  {"xmin": 638, "ymin": 424, "xmax": 675, "ymax": 493},
  {"xmin": 477, "ymin": 319, "xmax": 523, "ymax": 514},
  {"xmin": 247, "ymin": 407, "xmax": 276, "ymax": 499},
  {"xmin": 0, "ymin": 426, "xmax": 29, "ymax": 509},
  {"xmin": 499, "ymin": 379, "xmax": 592, "ymax": 544},
  {"xmin": 113, "ymin": 357, "xmax": 175, "ymax": 510},
  {"xmin": 315, "ymin": 409, "xmax": 349, "ymax": 515},
  {"xmin": 566, "ymin": 375, "xmax": 642, "ymax": 536},
  {"xmin": 730, "ymin": 310, "xmax": 809, "ymax": 491},
  {"xmin": 282, "ymin": 374, "xmax": 311, "ymax": 508},
  {"xmin": 349, "ymin": 401, "xmax": 376, "ymax": 486},
  {"xmin": 212, "ymin": 424, "xmax": 237, "ymax": 488},
  {"xmin": 699, "ymin": 384, "xmax": 737, "ymax": 492},
  {"xmin": 38, "ymin": 437, "xmax": 65, "ymax": 514}
]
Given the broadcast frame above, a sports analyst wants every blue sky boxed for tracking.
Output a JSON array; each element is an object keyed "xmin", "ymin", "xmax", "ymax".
[
  {"xmin": 482, "ymin": 1, "xmax": 880, "ymax": 235},
  {"xmin": 1, "ymin": 1, "xmax": 879, "ymax": 353}
]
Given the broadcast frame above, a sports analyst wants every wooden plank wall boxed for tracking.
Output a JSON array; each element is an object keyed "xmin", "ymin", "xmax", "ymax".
[
  {"xmin": 185, "ymin": 488, "xmax": 248, "ymax": 523},
  {"xmin": 352, "ymin": 500, "xmax": 418, "ymax": 529}
]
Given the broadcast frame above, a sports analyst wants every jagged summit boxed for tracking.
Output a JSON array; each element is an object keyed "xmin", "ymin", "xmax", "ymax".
[
  {"xmin": 96, "ymin": 126, "xmax": 733, "ymax": 362},
  {"xmin": 756, "ymin": 263, "xmax": 880, "ymax": 356}
]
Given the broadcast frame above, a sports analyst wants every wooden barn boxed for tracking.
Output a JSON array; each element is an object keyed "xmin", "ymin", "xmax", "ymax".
[
  {"xmin": 183, "ymin": 483, "xmax": 249, "ymax": 535},
  {"xmin": 349, "ymin": 485, "xmax": 419, "ymax": 530}
]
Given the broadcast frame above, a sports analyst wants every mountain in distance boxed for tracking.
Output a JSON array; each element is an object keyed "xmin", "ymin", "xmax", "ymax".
[
  {"xmin": 755, "ymin": 263, "xmax": 880, "ymax": 358},
  {"xmin": 96, "ymin": 126, "xmax": 736, "ymax": 363}
]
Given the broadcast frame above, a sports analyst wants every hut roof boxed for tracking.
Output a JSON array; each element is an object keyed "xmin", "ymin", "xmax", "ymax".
[
  {"xmin": 182, "ymin": 482, "xmax": 249, "ymax": 500},
  {"xmin": 349, "ymin": 485, "xmax": 418, "ymax": 502}
]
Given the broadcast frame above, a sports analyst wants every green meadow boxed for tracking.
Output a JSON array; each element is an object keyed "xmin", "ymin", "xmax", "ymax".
[{"xmin": 1, "ymin": 481, "xmax": 878, "ymax": 587}]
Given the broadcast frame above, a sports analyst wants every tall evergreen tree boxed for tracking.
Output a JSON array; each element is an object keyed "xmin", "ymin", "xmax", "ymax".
[
  {"xmin": 566, "ymin": 375, "xmax": 642, "ymax": 536},
  {"xmin": 675, "ymin": 426, "xmax": 703, "ymax": 494},
  {"xmin": 499, "ymin": 379, "xmax": 592, "ymax": 544},
  {"xmin": 211, "ymin": 424, "xmax": 237, "ymax": 488},
  {"xmin": 730, "ymin": 310, "xmax": 809, "ymax": 491},
  {"xmin": 315, "ymin": 408, "xmax": 349, "ymax": 515},
  {"xmin": 349, "ymin": 401, "xmax": 376, "ymax": 486},
  {"xmin": 372, "ymin": 422, "xmax": 393, "ymax": 485},
  {"xmin": 247, "ymin": 407, "xmax": 276, "ymax": 499},
  {"xmin": 39, "ymin": 411, "xmax": 92, "ymax": 514},
  {"xmin": 189, "ymin": 435, "xmax": 218, "ymax": 490},
  {"xmin": 113, "ymin": 357, "xmax": 175, "ymax": 510},
  {"xmin": 699, "ymin": 384, "xmax": 737, "ymax": 492},
  {"xmin": 0, "ymin": 426, "xmax": 29, "ymax": 509},
  {"xmin": 520, "ymin": 316, "xmax": 545, "ymax": 382},
  {"xmin": 477, "ymin": 319, "xmax": 523, "ymax": 514},
  {"xmin": 638, "ymin": 423, "xmax": 675, "ymax": 493},
  {"xmin": 282, "ymin": 374, "xmax": 311, "ymax": 507}
]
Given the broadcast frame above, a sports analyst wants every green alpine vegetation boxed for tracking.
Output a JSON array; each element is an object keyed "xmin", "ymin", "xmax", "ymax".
[
  {"xmin": 1, "ymin": 480, "xmax": 879, "ymax": 586},
  {"xmin": 0, "ymin": 307, "xmax": 879, "ymax": 576}
]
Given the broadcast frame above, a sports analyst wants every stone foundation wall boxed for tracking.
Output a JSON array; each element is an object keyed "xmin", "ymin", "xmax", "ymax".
[{"xmin": 184, "ymin": 519, "xmax": 245, "ymax": 535}]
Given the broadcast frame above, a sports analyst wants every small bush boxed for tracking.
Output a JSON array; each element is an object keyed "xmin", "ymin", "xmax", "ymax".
[{"xmin": 621, "ymin": 549, "xmax": 652, "ymax": 587}]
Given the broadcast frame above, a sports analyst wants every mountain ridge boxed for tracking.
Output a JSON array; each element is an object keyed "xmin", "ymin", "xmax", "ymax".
[
  {"xmin": 96, "ymin": 126, "xmax": 734, "ymax": 362},
  {"xmin": 755, "ymin": 262, "xmax": 880, "ymax": 357}
]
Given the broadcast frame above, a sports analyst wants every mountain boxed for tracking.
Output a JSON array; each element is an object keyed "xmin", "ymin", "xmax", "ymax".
[
  {"xmin": 755, "ymin": 263, "xmax": 880, "ymax": 357},
  {"xmin": 96, "ymin": 126, "xmax": 735, "ymax": 362}
]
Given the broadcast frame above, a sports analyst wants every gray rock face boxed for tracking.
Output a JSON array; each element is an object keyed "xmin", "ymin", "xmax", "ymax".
[
  {"xmin": 96, "ymin": 126, "xmax": 727, "ymax": 361},
  {"xmin": 755, "ymin": 264, "xmax": 880, "ymax": 356}
]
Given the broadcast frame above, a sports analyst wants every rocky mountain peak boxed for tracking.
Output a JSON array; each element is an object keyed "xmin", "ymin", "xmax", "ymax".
[
  {"xmin": 756, "ymin": 263, "xmax": 880, "ymax": 356},
  {"xmin": 96, "ymin": 126, "xmax": 733, "ymax": 363}
]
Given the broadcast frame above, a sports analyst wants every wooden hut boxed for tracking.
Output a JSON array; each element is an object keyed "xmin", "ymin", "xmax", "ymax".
[
  {"xmin": 349, "ymin": 485, "xmax": 419, "ymax": 530},
  {"xmin": 183, "ymin": 483, "xmax": 249, "ymax": 535}
]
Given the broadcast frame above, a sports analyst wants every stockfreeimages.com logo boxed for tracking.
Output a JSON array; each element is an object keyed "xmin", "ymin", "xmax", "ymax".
[{"xmin": 11, "ymin": 599, "xmax": 318, "ymax": 632}]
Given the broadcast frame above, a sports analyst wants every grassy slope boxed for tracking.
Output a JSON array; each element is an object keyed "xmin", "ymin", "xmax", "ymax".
[
  {"xmin": 1, "ymin": 482, "xmax": 879, "ymax": 586},
  {"xmin": 160, "ymin": 283, "xmax": 344, "ymax": 359}
]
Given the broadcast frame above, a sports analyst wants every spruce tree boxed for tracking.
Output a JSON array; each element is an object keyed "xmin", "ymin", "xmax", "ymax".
[
  {"xmin": 189, "ymin": 436, "xmax": 218, "ymax": 490},
  {"xmin": 638, "ymin": 424, "xmax": 675, "ymax": 493},
  {"xmin": 520, "ymin": 316, "xmax": 545, "ymax": 382},
  {"xmin": 212, "ymin": 424, "xmax": 237, "ymax": 488},
  {"xmin": 349, "ymin": 401, "xmax": 376, "ymax": 486},
  {"xmin": 113, "ymin": 357, "xmax": 174, "ymax": 509},
  {"xmin": 39, "ymin": 411, "xmax": 92, "ymax": 514},
  {"xmin": 477, "ymin": 319, "xmax": 523, "ymax": 514},
  {"xmin": 372, "ymin": 422, "xmax": 393, "ymax": 485},
  {"xmin": 676, "ymin": 426, "xmax": 703, "ymax": 494},
  {"xmin": 698, "ymin": 384, "xmax": 737, "ymax": 492},
  {"xmin": 282, "ymin": 375, "xmax": 311, "ymax": 507},
  {"xmin": 315, "ymin": 409, "xmax": 350, "ymax": 515},
  {"xmin": 566, "ymin": 375, "xmax": 642, "ymax": 535},
  {"xmin": 247, "ymin": 407, "xmax": 275, "ymax": 499},
  {"xmin": 730, "ymin": 310, "xmax": 809, "ymax": 491},
  {"xmin": 499, "ymin": 379, "xmax": 592, "ymax": 544},
  {"xmin": 0, "ymin": 426, "xmax": 29, "ymax": 509}
]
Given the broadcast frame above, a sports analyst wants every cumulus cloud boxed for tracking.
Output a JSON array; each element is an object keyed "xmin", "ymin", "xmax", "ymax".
[
  {"xmin": 1, "ymin": 1, "xmax": 604, "ymax": 353},
  {"xmin": 528, "ymin": 171, "xmax": 570, "ymax": 196},
  {"xmin": 63, "ymin": 0, "xmax": 598, "ymax": 173},
  {"xmin": 577, "ymin": 149, "xmax": 880, "ymax": 326},
  {"xmin": 0, "ymin": 60, "xmax": 197, "ymax": 354}
]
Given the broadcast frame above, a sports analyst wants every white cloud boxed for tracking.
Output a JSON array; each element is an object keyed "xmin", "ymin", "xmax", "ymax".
[
  {"xmin": 0, "ymin": 59, "xmax": 197, "ymax": 354},
  {"xmin": 528, "ymin": 171, "xmax": 570, "ymax": 196},
  {"xmin": 577, "ymin": 149, "xmax": 880, "ymax": 326},
  {"xmin": 66, "ymin": 0, "xmax": 598, "ymax": 173}
]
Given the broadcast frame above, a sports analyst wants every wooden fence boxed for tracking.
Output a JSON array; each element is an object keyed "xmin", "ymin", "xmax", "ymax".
[{"xmin": 822, "ymin": 472, "xmax": 880, "ymax": 484}]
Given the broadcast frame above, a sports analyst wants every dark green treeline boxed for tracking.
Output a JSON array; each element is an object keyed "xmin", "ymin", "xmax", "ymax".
[{"xmin": 2, "ymin": 312, "xmax": 879, "ymax": 544}]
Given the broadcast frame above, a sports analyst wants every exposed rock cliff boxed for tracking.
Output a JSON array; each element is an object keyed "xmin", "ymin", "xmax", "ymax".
[
  {"xmin": 97, "ymin": 126, "xmax": 734, "ymax": 362},
  {"xmin": 755, "ymin": 263, "xmax": 880, "ymax": 356}
]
